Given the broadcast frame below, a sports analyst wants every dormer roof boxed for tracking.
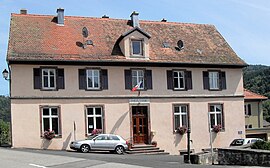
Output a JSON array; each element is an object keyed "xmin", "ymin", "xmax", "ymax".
[{"xmin": 121, "ymin": 26, "xmax": 151, "ymax": 39}]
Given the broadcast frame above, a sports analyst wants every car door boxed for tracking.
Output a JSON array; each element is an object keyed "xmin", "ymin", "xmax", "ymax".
[
  {"xmin": 107, "ymin": 135, "xmax": 119, "ymax": 150},
  {"xmin": 91, "ymin": 135, "xmax": 108, "ymax": 150}
]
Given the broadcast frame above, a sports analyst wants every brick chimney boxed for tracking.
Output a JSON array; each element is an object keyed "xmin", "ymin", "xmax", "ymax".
[
  {"xmin": 20, "ymin": 9, "xmax": 27, "ymax": 15},
  {"xmin": 130, "ymin": 11, "xmax": 139, "ymax": 27},
  {"xmin": 56, "ymin": 8, "xmax": 64, "ymax": 25}
]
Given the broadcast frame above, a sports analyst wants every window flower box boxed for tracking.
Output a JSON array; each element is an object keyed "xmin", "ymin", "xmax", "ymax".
[
  {"xmin": 43, "ymin": 130, "xmax": 55, "ymax": 140},
  {"xmin": 212, "ymin": 124, "xmax": 222, "ymax": 133},
  {"xmin": 177, "ymin": 126, "xmax": 187, "ymax": 135}
]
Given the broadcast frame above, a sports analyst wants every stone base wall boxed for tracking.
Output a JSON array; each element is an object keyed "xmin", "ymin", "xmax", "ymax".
[
  {"xmin": 184, "ymin": 152, "xmax": 218, "ymax": 165},
  {"xmin": 218, "ymin": 148, "xmax": 270, "ymax": 166}
]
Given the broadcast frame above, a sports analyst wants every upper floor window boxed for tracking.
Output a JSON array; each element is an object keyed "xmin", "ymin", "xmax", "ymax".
[
  {"xmin": 203, "ymin": 71, "xmax": 226, "ymax": 91},
  {"xmin": 42, "ymin": 69, "xmax": 56, "ymax": 89},
  {"xmin": 79, "ymin": 68, "xmax": 108, "ymax": 91},
  {"xmin": 209, "ymin": 71, "xmax": 219, "ymax": 89},
  {"xmin": 209, "ymin": 104, "xmax": 224, "ymax": 129},
  {"xmin": 87, "ymin": 69, "xmax": 100, "ymax": 90},
  {"xmin": 131, "ymin": 40, "xmax": 143, "ymax": 56},
  {"xmin": 41, "ymin": 106, "xmax": 61, "ymax": 136},
  {"xmin": 167, "ymin": 70, "xmax": 192, "ymax": 90},
  {"xmin": 124, "ymin": 69, "xmax": 152, "ymax": 91},
  {"xmin": 132, "ymin": 70, "xmax": 144, "ymax": 90},
  {"xmin": 173, "ymin": 104, "xmax": 189, "ymax": 132},
  {"xmin": 173, "ymin": 71, "xmax": 185, "ymax": 90},
  {"xmin": 245, "ymin": 104, "xmax": 252, "ymax": 116},
  {"xmin": 34, "ymin": 67, "xmax": 65, "ymax": 90}
]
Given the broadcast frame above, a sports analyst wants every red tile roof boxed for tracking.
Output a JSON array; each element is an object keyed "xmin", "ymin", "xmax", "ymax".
[
  {"xmin": 7, "ymin": 13, "xmax": 247, "ymax": 66},
  {"xmin": 244, "ymin": 89, "xmax": 268, "ymax": 100}
]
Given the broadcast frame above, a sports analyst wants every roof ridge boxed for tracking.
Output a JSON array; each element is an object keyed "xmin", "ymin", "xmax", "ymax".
[{"xmin": 11, "ymin": 13, "xmax": 213, "ymax": 26}]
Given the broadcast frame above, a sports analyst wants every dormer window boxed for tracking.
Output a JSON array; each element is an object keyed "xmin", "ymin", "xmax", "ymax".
[
  {"xmin": 131, "ymin": 40, "xmax": 143, "ymax": 56},
  {"xmin": 119, "ymin": 27, "xmax": 150, "ymax": 59}
]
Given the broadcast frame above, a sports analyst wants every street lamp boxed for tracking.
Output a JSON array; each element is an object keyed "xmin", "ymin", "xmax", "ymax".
[{"xmin": 2, "ymin": 69, "xmax": 9, "ymax": 80}]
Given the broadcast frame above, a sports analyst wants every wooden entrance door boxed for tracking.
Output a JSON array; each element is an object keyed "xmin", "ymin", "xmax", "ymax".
[{"xmin": 132, "ymin": 106, "xmax": 148, "ymax": 144}]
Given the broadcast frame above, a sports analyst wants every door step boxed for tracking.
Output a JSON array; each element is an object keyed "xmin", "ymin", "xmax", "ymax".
[{"xmin": 126, "ymin": 144, "xmax": 169, "ymax": 155}]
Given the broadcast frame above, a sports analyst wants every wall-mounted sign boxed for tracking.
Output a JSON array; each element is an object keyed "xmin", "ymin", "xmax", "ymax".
[{"xmin": 129, "ymin": 99, "xmax": 150, "ymax": 104}]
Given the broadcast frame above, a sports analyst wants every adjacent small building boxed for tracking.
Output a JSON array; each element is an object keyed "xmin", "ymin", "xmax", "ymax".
[
  {"xmin": 244, "ymin": 89, "xmax": 269, "ymax": 140},
  {"xmin": 6, "ymin": 9, "xmax": 247, "ymax": 154}
]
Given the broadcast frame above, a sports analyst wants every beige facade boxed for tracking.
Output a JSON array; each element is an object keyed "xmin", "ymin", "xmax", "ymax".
[
  {"xmin": 7, "ymin": 10, "xmax": 247, "ymax": 155},
  {"xmin": 10, "ymin": 64, "xmax": 245, "ymax": 154},
  {"xmin": 245, "ymin": 101, "xmax": 263, "ymax": 128}
]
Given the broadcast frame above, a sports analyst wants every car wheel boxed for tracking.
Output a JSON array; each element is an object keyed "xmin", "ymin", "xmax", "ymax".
[
  {"xmin": 115, "ymin": 146, "xmax": 124, "ymax": 155},
  {"xmin": 80, "ymin": 144, "xmax": 90, "ymax": 153}
]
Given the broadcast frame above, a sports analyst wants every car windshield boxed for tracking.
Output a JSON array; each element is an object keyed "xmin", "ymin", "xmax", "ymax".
[{"xmin": 230, "ymin": 139, "xmax": 244, "ymax": 146}]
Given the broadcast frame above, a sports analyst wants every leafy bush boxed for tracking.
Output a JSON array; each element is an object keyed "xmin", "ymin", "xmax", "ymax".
[
  {"xmin": 0, "ymin": 120, "xmax": 11, "ymax": 145},
  {"xmin": 251, "ymin": 141, "xmax": 270, "ymax": 150}
]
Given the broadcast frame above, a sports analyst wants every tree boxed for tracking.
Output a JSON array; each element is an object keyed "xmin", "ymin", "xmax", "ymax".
[
  {"xmin": 0, "ymin": 96, "xmax": 10, "ymax": 122},
  {"xmin": 0, "ymin": 120, "xmax": 10, "ymax": 145}
]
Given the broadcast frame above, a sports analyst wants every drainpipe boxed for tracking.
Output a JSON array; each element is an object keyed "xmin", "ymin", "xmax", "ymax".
[{"xmin": 258, "ymin": 101, "xmax": 261, "ymax": 128}]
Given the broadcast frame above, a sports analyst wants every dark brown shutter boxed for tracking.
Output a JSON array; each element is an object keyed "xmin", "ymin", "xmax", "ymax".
[
  {"xmin": 57, "ymin": 69, "xmax": 65, "ymax": 89},
  {"xmin": 220, "ymin": 71, "xmax": 226, "ymax": 90},
  {"xmin": 167, "ymin": 70, "xmax": 173, "ymax": 90},
  {"xmin": 203, "ymin": 71, "xmax": 209, "ymax": 90},
  {"xmin": 33, "ymin": 68, "xmax": 41, "ymax": 89},
  {"xmin": 79, "ymin": 69, "xmax": 86, "ymax": 90},
  {"xmin": 185, "ymin": 71, "xmax": 192, "ymax": 90},
  {"xmin": 101, "ymin": 69, "xmax": 108, "ymax": 90},
  {"xmin": 124, "ymin": 70, "xmax": 132, "ymax": 90},
  {"xmin": 145, "ymin": 70, "xmax": 152, "ymax": 90},
  {"xmin": 221, "ymin": 104, "xmax": 225, "ymax": 129},
  {"xmin": 248, "ymin": 104, "xmax": 252, "ymax": 115}
]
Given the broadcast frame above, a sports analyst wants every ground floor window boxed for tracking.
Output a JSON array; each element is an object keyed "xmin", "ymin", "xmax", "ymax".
[
  {"xmin": 41, "ymin": 106, "xmax": 61, "ymax": 135},
  {"xmin": 86, "ymin": 106, "xmax": 103, "ymax": 135},
  {"xmin": 209, "ymin": 104, "xmax": 224, "ymax": 128},
  {"xmin": 173, "ymin": 104, "xmax": 189, "ymax": 131}
]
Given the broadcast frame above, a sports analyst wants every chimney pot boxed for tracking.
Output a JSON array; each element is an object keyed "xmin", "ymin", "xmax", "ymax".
[
  {"xmin": 130, "ymin": 11, "xmax": 139, "ymax": 27},
  {"xmin": 102, "ymin": 15, "xmax": 109, "ymax": 18},
  {"xmin": 161, "ymin": 18, "xmax": 167, "ymax": 22},
  {"xmin": 20, "ymin": 9, "xmax": 27, "ymax": 15},
  {"xmin": 56, "ymin": 8, "xmax": 64, "ymax": 25}
]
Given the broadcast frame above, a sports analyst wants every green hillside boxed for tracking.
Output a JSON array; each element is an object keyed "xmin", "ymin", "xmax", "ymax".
[{"xmin": 243, "ymin": 65, "xmax": 270, "ymax": 121}]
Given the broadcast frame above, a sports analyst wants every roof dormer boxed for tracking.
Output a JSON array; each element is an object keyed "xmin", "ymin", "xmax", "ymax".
[{"xmin": 119, "ymin": 12, "xmax": 151, "ymax": 60}]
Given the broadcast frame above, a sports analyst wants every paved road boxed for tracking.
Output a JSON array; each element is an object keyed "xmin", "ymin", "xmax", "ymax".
[{"xmin": 0, "ymin": 147, "xmax": 267, "ymax": 168}]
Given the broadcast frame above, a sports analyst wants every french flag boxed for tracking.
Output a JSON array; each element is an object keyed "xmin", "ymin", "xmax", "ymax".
[{"xmin": 132, "ymin": 81, "xmax": 143, "ymax": 92}]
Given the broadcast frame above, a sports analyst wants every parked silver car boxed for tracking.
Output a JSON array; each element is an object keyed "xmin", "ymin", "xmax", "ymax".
[
  {"xmin": 70, "ymin": 134, "xmax": 128, "ymax": 154},
  {"xmin": 229, "ymin": 138, "xmax": 263, "ymax": 147}
]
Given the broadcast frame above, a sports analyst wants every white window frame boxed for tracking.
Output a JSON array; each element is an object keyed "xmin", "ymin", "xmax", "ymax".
[
  {"xmin": 131, "ymin": 69, "xmax": 144, "ymax": 89},
  {"xmin": 42, "ymin": 69, "xmax": 56, "ymax": 89},
  {"xmin": 131, "ymin": 40, "xmax": 143, "ymax": 56},
  {"xmin": 244, "ymin": 104, "xmax": 252, "ymax": 116},
  {"xmin": 41, "ymin": 107, "xmax": 60, "ymax": 135},
  {"xmin": 174, "ymin": 105, "xmax": 188, "ymax": 131},
  {"xmin": 86, "ymin": 107, "xmax": 103, "ymax": 135},
  {"xmin": 86, "ymin": 69, "xmax": 100, "ymax": 90},
  {"xmin": 173, "ymin": 71, "xmax": 185, "ymax": 90},
  {"xmin": 209, "ymin": 104, "xmax": 223, "ymax": 128},
  {"xmin": 209, "ymin": 71, "xmax": 219, "ymax": 90}
]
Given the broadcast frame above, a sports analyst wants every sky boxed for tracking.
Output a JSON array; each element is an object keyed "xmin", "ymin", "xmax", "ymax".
[{"xmin": 0, "ymin": 0, "xmax": 270, "ymax": 95}]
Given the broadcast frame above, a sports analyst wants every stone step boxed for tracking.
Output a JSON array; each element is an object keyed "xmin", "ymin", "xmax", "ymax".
[
  {"xmin": 126, "ymin": 144, "xmax": 168, "ymax": 155},
  {"xmin": 131, "ymin": 144, "xmax": 156, "ymax": 148},
  {"xmin": 126, "ymin": 149, "xmax": 166, "ymax": 154},
  {"xmin": 128, "ymin": 147, "xmax": 160, "ymax": 151}
]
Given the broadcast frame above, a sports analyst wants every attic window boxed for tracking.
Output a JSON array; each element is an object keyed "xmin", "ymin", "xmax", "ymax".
[
  {"xmin": 131, "ymin": 40, "xmax": 143, "ymax": 56},
  {"xmin": 163, "ymin": 42, "xmax": 170, "ymax": 48}
]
